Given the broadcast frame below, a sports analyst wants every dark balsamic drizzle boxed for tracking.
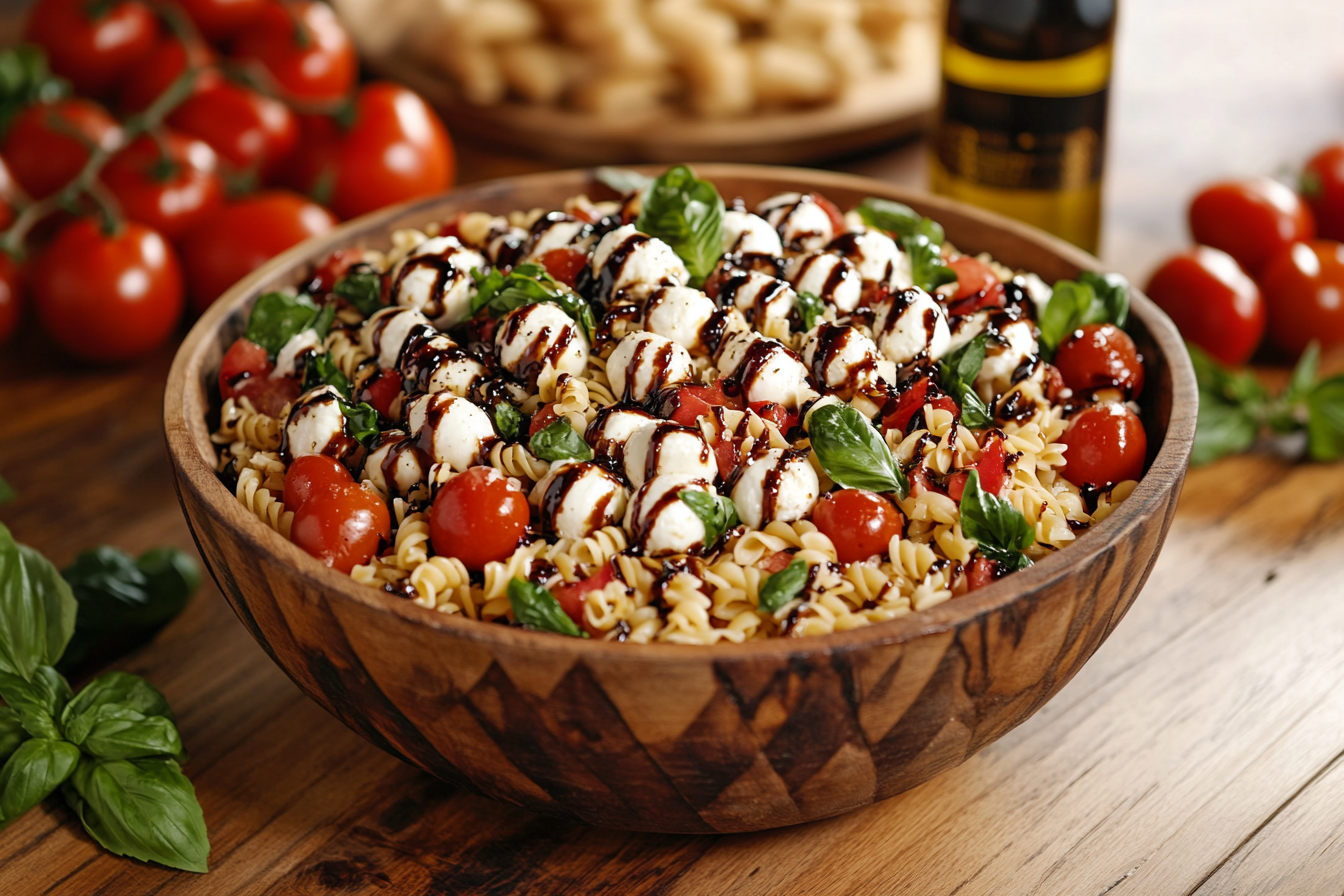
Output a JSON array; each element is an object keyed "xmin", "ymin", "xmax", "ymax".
[
  {"xmin": 280, "ymin": 387, "xmax": 359, "ymax": 465},
  {"xmin": 540, "ymin": 461, "xmax": 618, "ymax": 536},
  {"xmin": 499, "ymin": 303, "xmax": 577, "ymax": 385},
  {"xmin": 389, "ymin": 247, "xmax": 472, "ymax": 321}
]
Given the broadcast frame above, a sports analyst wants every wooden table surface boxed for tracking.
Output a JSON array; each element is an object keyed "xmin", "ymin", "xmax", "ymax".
[{"xmin": 3, "ymin": 0, "xmax": 1344, "ymax": 893}]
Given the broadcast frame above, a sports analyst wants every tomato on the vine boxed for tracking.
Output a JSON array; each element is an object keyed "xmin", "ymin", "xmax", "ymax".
[
  {"xmin": 1059, "ymin": 403, "xmax": 1147, "ymax": 488},
  {"xmin": 179, "ymin": 191, "xmax": 336, "ymax": 312},
  {"xmin": 1145, "ymin": 246, "xmax": 1264, "ymax": 366},
  {"xmin": 429, "ymin": 466, "xmax": 531, "ymax": 571},
  {"xmin": 25, "ymin": 0, "xmax": 158, "ymax": 97},
  {"xmin": 1054, "ymin": 323, "xmax": 1144, "ymax": 399},
  {"xmin": 1188, "ymin": 177, "xmax": 1315, "ymax": 276},
  {"xmin": 118, "ymin": 34, "xmax": 217, "ymax": 114},
  {"xmin": 283, "ymin": 454, "xmax": 352, "ymax": 511},
  {"xmin": 168, "ymin": 73, "xmax": 297, "ymax": 180},
  {"xmin": 2, "ymin": 99, "xmax": 121, "ymax": 199},
  {"xmin": 0, "ymin": 253, "xmax": 22, "ymax": 347},
  {"xmin": 1260, "ymin": 240, "xmax": 1344, "ymax": 355},
  {"xmin": 811, "ymin": 489, "xmax": 904, "ymax": 564},
  {"xmin": 31, "ymin": 218, "xmax": 183, "ymax": 363},
  {"xmin": 1303, "ymin": 143, "xmax": 1344, "ymax": 243},
  {"xmin": 176, "ymin": 0, "xmax": 267, "ymax": 42},
  {"xmin": 101, "ymin": 132, "xmax": 224, "ymax": 240},
  {"xmin": 231, "ymin": 0, "xmax": 356, "ymax": 102},
  {"xmin": 291, "ymin": 481, "xmax": 390, "ymax": 574}
]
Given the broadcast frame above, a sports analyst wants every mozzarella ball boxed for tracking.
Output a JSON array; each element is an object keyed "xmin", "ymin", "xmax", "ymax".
[
  {"xmin": 786, "ymin": 252, "xmax": 862, "ymax": 313},
  {"xmin": 730, "ymin": 448, "xmax": 819, "ymax": 530},
  {"xmin": 586, "ymin": 405, "xmax": 659, "ymax": 467},
  {"xmin": 718, "ymin": 269, "xmax": 796, "ymax": 322},
  {"xmin": 976, "ymin": 317, "xmax": 1040, "ymax": 400},
  {"xmin": 722, "ymin": 209, "xmax": 785, "ymax": 256},
  {"xmin": 486, "ymin": 226, "xmax": 528, "ymax": 267},
  {"xmin": 801, "ymin": 324, "xmax": 887, "ymax": 400},
  {"xmin": 388, "ymin": 236, "xmax": 486, "ymax": 328},
  {"xmin": 424, "ymin": 352, "xmax": 489, "ymax": 398},
  {"xmin": 644, "ymin": 286, "xmax": 720, "ymax": 353},
  {"xmin": 495, "ymin": 301, "xmax": 590, "ymax": 385},
  {"xmin": 756, "ymin": 192, "xmax": 835, "ymax": 253},
  {"xmin": 534, "ymin": 460, "xmax": 629, "ymax": 539},
  {"xmin": 589, "ymin": 224, "xmax": 689, "ymax": 303},
  {"xmin": 283, "ymin": 385, "xmax": 356, "ymax": 462},
  {"xmin": 361, "ymin": 306, "xmax": 430, "ymax": 370},
  {"xmin": 272, "ymin": 327, "xmax": 321, "ymax": 379},
  {"xmin": 625, "ymin": 475, "xmax": 717, "ymax": 556},
  {"xmin": 623, "ymin": 420, "xmax": 717, "ymax": 490},
  {"xmin": 946, "ymin": 309, "xmax": 989, "ymax": 355},
  {"xmin": 363, "ymin": 431, "xmax": 428, "ymax": 498},
  {"xmin": 871, "ymin": 287, "xmax": 951, "ymax": 365},
  {"xmin": 404, "ymin": 393, "xmax": 498, "ymax": 471},
  {"xmin": 715, "ymin": 330, "xmax": 816, "ymax": 409},
  {"xmin": 831, "ymin": 229, "xmax": 912, "ymax": 291},
  {"xmin": 396, "ymin": 326, "xmax": 485, "ymax": 398},
  {"xmin": 524, "ymin": 212, "xmax": 596, "ymax": 260},
  {"xmin": 607, "ymin": 331, "xmax": 696, "ymax": 402}
]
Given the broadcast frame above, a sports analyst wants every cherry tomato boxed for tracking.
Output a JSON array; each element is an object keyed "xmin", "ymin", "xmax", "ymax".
[
  {"xmin": 218, "ymin": 336, "xmax": 300, "ymax": 415},
  {"xmin": 284, "ymin": 454, "xmax": 352, "ymax": 511},
  {"xmin": 0, "ymin": 253, "xmax": 22, "ymax": 347},
  {"xmin": 946, "ymin": 255, "xmax": 1005, "ymax": 303},
  {"xmin": 748, "ymin": 401, "xmax": 795, "ymax": 432},
  {"xmin": 231, "ymin": 0, "xmax": 356, "ymax": 102},
  {"xmin": 1054, "ymin": 323, "xmax": 1145, "ymax": 399},
  {"xmin": 1188, "ymin": 178, "xmax": 1315, "ymax": 276},
  {"xmin": 551, "ymin": 564, "xmax": 613, "ymax": 632},
  {"xmin": 101, "ymin": 132, "xmax": 224, "ymax": 241},
  {"xmin": 25, "ymin": 0, "xmax": 158, "ymax": 97},
  {"xmin": 179, "ymin": 191, "xmax": 336, "ymax": 312},
  {"xmin": 31, "ymin": 219, "xmax": 183, "ymax": 363},
  {"xmin": 661, "ymin": 381, "xmax": 735, "ymax": 427},
  {"xmin": 357, "ymin": 368, "xmax": 403, "ymax": 419},
  {"xmin": 118, "ymin": 35, "xmax": 216, "ymax": 115},
  {"xmin": 1145, "ymin": 247, "xmax": 1264, "ymax": 366},
  {"xmin": 1304, "ymin": 143, "xmax": 1344, "ymax": 242},
  {"xmin": 966, "ymin": 556, "xmax": 1001, "ymax": 592},
  {"xmin": 538, "ymin": 247, "xmax": 587, "ymax": 288},
  {"xmin": 1060, "ymin": 404, "xmax": 1147, "ymax": 488},
  {"xmin": 2, "ymin": 99, "xmax": 121, "ymax": 199},
  {"xmin": 881, "ymin": 376, "xmax": 960, "ymax": 435},
  {"xmin": 811, "ymin": 489, "xmax": 904, "ymax": 564},
  {"xmin": 175, "ymin": 0, "xmax": 267, "ymax": 41},
  {"xmin": 1260, "ymin": 240, "xmax": 1344, "ymax": 355},
  {"xmin": 291, "ymin": 482, "xmax": 390, "ymax": 573},
  {"xmin": 529, "ymin": 402, "xmax": 561, "ymax": 437},
  {"xmin": 168, "ymin": 73, "xmax": 297, "ymax": 179},
  {"xmin": 429, "ymin": 466, "xmax": 531, "ymax": 571}
]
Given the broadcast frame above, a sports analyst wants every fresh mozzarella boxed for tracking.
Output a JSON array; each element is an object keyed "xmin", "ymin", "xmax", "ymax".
[
  {"xmin": 624, "ymin": 475, "xmax": 717, "ymax": 556},
  {"xmin": 976, "ymin": 317, "xmax": 1039, "ymax": 400},
  {"xmin": 730, "ymin": 448, "xmax": 819, "ymax": 530},
  {"xmin": 534, "ymin": 460, "xmax": 629, "ymax": 539},
  {"xmin": 283, "ymin": 385, "xmax": 354, "ymax": 461},
  {"xmin": 717, "ymin": 269, "xmax": 796, "ymax": 323},
  {"xmin": 388, "ymin": 236, "xmax": 486, "ymax": 328},
  {"xmin": 589, "ymin": 224, "xmax": 689, "ymax": 302},
  {"xmin": 756, "ymin": 192, "xmax": 835, "ymax": 253},
  {"xmin": 871, "ymin": 287, "xmax": 951, "ymax": 365},
  {"xmin": 786, "ymin": 252, "xmax": 861, "ymax": 313},
  {"xmin": 524, "ymin": 212, "xmax": 595, "ymax": 260},
  {"xmin": 362, "ymin": 431, "xmax": 427, "ymax": 497},
  {"xmin": 494, "ymin": 301, "xmax": 590, "ymax": 384},
  {"xmin": 361, "ymin": 306, "xmax": 430, "ymax": 370},
  {"xmin": 424, "ymin": 353, "xmax": 488, "ymax": 398},
  {"xmin": 722, "ymin": 209, "xmax": 785, "ymax": 256},
  {"xmin": 607, "ymin": 331, "xmax": 696, "ymax": 402},
  {"xmin": 623, "ymin": 420, "xmax": 717, "ymax": 489},
  {"xmin": 643, "ymin": 286, "xmax": 720, "ymax": 354},
  {"xmin": 832, "ymin": 229, "xmax": 912, "ymax": 291},
  {"xmin": 800, "ymin": 324, "xmax": 887, "ymax": 399},
  {"xmin": 271, "ymin": 328, "xmax": 321, "ymax": 379},
  {"xmin": 486, "ymin": 226, "xmax": 528, "ymax": 266},
  {"xmin": 586, "ymin": 406, "xmax": 659, "ymax": 467},
  {"xmin": 715, "ymin": 329, "xmax": 816, "ymax": 409},
  {"xmin": 404, "ymin": 393, "xmax": 498, "ymax": 471},
  {"xmin": 946, "ymin": 310, "xmax": 989, "ymax": 355}
]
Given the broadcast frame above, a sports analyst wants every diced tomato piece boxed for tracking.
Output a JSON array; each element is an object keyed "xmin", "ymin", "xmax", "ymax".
[
  {"xmin": 757, "ymin": 550, "xmax": 795, "ymax": 574},
  {"xmin": 882, "ymin": 377, "xmax": 961, "ymax": 435},
  {"xmin": 966, "ymin": 556, "xmax": 1000, "ymax": 592},
  {"xmin": 311, "ymin": 247, "xmax": 364, "ymax": 294},
  {"xmin": 530, "ymin": 402, "xmax": 561, "ymax": 436},
  {"xmin": 219, "ymin": 337, "xmax": 272, "ymax": 400},
  {"xmin": 909, "ymin": 465, "xmax": 946, "ymax": 497},
  {"xmin": 359, "ymin": 368, "xmax": 403, "ymax": 419},
  {"xmin": 235, "ymin": 374, "xmax": 302, "ymax": 418},
  {"xmin": 947, "ymin": 433, "xmax": 1010, "ymax": 502},
  {"xmin": 664, "ymin": 382, "xmax": 733, "ymax": 427},
  {"xmin": 712, "ymin": 434, "xmax": 740, "ymax": 481},
  {"xmin": 551, "ymin": 564, "xmax": 615, "ymax": 631},
  {"xmin": 538, "ymin": 247, "xmax": 588, "ymax": 288},
  {"xmin": 749, "ymin": 401, "xmax": 796, "ymax": 432},
  {"xmin": 947, "ymin": 255, "xmax": 1003, "ymax": 301}
]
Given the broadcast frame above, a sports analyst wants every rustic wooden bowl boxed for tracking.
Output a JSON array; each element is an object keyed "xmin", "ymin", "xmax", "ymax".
[{"xmin": 164, "ymin": 165, "xmax": 1197, "ymax": 834}]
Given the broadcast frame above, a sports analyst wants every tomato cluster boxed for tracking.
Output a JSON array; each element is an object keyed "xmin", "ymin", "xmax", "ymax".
[
  {"xmin": 0, "ymin": 0, "xmax": 456, "ymax": 359},
  {"xmin": 1146, "ymin": 141, "xmax": 1344, "ymax": 365}
]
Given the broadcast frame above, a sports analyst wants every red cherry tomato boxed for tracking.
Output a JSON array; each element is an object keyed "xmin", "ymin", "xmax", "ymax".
[
  {"xmin": 0, "ymin": 253, "xmax": 22, "ymax": 347},
  {"xmin": 1260, "ymin": 240, "xmax": 1344, "ymax": 355},
  {"xmin": 1144, "ymin": 247, "xmax": 1264, "ymax": 366},
  {"xmin": 118, "ymin": 35, "xmax": 216, "ymax": 114},
  {"xmin": 231, "ymin": 0, "xmax": 356, "ymax": 102},
  {"xmin": 748, "ymin": 401, "xmax": 796, "ymax": 432},
  {"xmin": 529, "ymin": 402, "xmax": 561, "ymax": 437},
  {"xmin": 2, "ymin": 99, "xmax": 121, "ymax": 199},
  {"xmin": 966, "ymin": 556, "xmax": 1000, "ymax": 592},
  {"xmin": 168, "ymin": 73, "xmax": 297, "ymax": 179},
  {"xmin": 175, "ymin": 0, "xmax": 267, "ymax": 41},
  {"xmin": 1304, "ymin": 143, "xmax": 1344, "ymax": 243},
  {"xmin": 946, "ymin": 255, "xmax": 1005, "ymax": 303},
  {"xmin": 538, "ymin": 247, "xmax": 587, "ymax": 288},
  {"xmin": 283, "ymin": 454, "xmax": 353, "ymax": 510},
  {"xmin": 101, "ymin": 132, "xmax": 224, "ymax": 241},
  {"xmin": 1060, "ymin": 404, "xmax": 1147, "ymax": 488},
  {"xmin": 218, "ymin": 336, "xmax": 300, "ymax": 415},
  {"xmin": 429, "ymin": 466, "xmax": 531, "ymax": 571},
  {"xmin": 1189, "ymin": 178, "xmax": 1315, "ymax": 276},
  {"xmin": 811, "ymin": 489, "xmax": 904, "ymax": 564},
  {"xmin": 357, "ymin": 368, "xmax": 403, "ymax": 419},
  {"xmin": 551, "ymin": 564, "xmax": 614, "ymax": 632},
  {"xmin": 881, "ymin": 376, "xmax": 961, "ymax": 435},
  {"xmin": 180, "ymin": 191, "xmax": 336, "ymax": 312},
  {"xmin": 1054, "ymin": 323, "xmax": 1145, "ymax": 399},
  {"xmin": 31, "ymin": 219, "xmax": 183, "ymax": 363},
  {"xmin": 25, "ymin": 0, "xmax": 158, "ymax": 97},
  {"xmin": 291, "ymin": 482, "xmax": 390, "ymax": 574}
]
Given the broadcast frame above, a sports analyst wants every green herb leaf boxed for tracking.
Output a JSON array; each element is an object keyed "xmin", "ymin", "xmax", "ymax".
[
  {"xmin": 73, "ymin": 704, "xmax": 183, "ymax": 762},
  {"xmin": 758, "ymin": 559, "xmax": 808, "ymax": 614},
  {"xmin": 332, "ymin": 267, "xmax": 383, "ymax": 316},
  {"xmin": 64, "ymin": 756, "xmax": 209, "ymax": 873},
  {"xmin": 596, "ymin": 167, "xmax": 653, "ymax": 196},
  {"xmin": 677, "ymin": 489, "xmax": 740, "ymax": 547},
  {"xmin": 807, "ymin": 404, "xmax": 909, "ymax": 497},
  {"xmin": 18, "ymin": 542, "xmax": 77, "ymax": 672},
  {"xmin": 960, "ymin": 470, "xmax": 1034, "ymax": 570},
  {"xmin": 493, "ymin": 403, "xmax": 522, "ymax": 441},
  {"xmin": 937, "ymin": 334, "xmax": 994, "ymax": 428},
  {"xmin": 861, "ymin": 202, "xmax": 956, "ymax": 294},
  {"xmin": 904, "ymin": 232, "xmax": 958, "ymax": 294},
  {"xmin": 1038, "ymin": 274, "xmax": 1131, "ymax": 357},
  {"xmin": 797, "ymin": 290, "xmax": 825, "ymax": 332},
  {"xmin": 471, "ymin": 264, "xmax": 596, "ymax": 343},
  {"xmin": 636, "ymin": 165, "xmax": 725, "ymax": 285},
  {"xmin": 0, "ymin": 708, "xmax": 23, "ymax": 764},
  {"xmin": 1079, "ymin": 271, "xmax": 1130, "ymax": 330},
  {"xmin": 506, "ymin": 577, "xmax": 585, "ymax": 638},
  {"xmin": 0, "ymin": 667, "xmax": 71, "ymax": 738},
  {"xmin": 61, "ymin": 672, "xmax": 173, "ymax": 731},
  {"xmin": 1307, "ymin": 374, "xmax": 1344, "ymax": 462},
  {"xmin": 0, "ymin": 46, "xmax": 70, "ymax": 136},
  {"xmin": 856, "ymin": 197, "xmax": 923, "ymax": 238},
  {"xmin": 244, "ymin": 293, "xmax": 327, "ymax": 357},
  {"xmin": 0, "ymin": 475, "xmax": 13, "ymax": 505},
  {"xmin": 1193, "ymin": 398, "xmax": 1259, "ymax": 466},
  {"xmin": 302, "ymin": 352, "xmax": 351, "ymax": 398},
  {"xmin": 0, "ymin": 738, "xmax": 79, "ymax": 828},
  {"xmin": 0, "ymin": 524, "xmax": 78, "ymax": 680},
  {"xmin": 529, "ymin": 419, "xmax": 593, "ymax": 463},
  {"xmin": 339, "ymin": 400, "xmax": 381, "ymax": 447}
]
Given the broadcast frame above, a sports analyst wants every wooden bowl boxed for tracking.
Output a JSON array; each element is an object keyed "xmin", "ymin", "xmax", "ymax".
[{"xmin": 164, "ymin": 165, "xmax": 1197, "ymax": 834}]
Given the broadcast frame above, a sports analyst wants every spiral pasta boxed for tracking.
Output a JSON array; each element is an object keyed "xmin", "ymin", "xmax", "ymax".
[
  {"xmin": 407, "ymin": 555, "xmax": 473, "ymax": 614},
  {"xmin": 488, "ymin": 442, "xmax": 550, "ymax": 483},
  {"xmin": 214, "ymin": 397, "xmax": 283, "ymax": 452},
  {"xmin": 235, "ymin": 467, "xmax": 293, "ymax": 539}
]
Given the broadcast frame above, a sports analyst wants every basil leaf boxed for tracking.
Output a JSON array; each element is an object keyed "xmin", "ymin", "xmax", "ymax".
[
  {"xmin": 0, "ymin": 524, "xmax": 78, "ymax": 679},
  {"xmin": 1079, "ymin": 271, "xmax": 1129, "ymax": 330},
  {"xmin": 856, "ymin": 197, "xmax": 923, "ymax": 238},
  {"xmin": 1306, "ymin": 374, "xmax": 1344, "ymax": 462},
  {"xmin": 758, "ymin": 559, "xmax": 808, "ymax": 614},
  {"xmin": 332, "ymin": 267, "xmax": 383, "ymax": 315},
  {"xmin": 1038, "ymin": 274, "xmax": 1130, "ymax": 357},
  {"xmin": 960, "ymin": 470, "xmax": 1034, "ymax": 570},
  {"xmin": 339, "ymin": 400, "xmax": 381, "ymax": 447},
  {"xmin": 507, "ymin": 577, "xmax": 585, "ymax": 638},
  {"xmin": 303, "ymin": 352, "xmax": 351, "ymax": 398},
  {"xmin": 0, "ymin": 738, "xmax": 79, "ymax": 827},
  {"xmin": 678, "ymin": 489, "xmax": 739, "ymax": 547},
  {"xmin": 596, "ymin": 167, "xmax": 653, "ymax": 196},
  {"xmin": 1272, "ymin": 340, "xmax": 1322, "ymax": 435},
  {"xmin": 134, "ymin": 548, "xmax": 200, "ymax": 625},
  {"xmin": 0, "ymin": 667, "xmax": 71, "ymax": 737},
  {"xmin": 529, "ymin": 419, "xmax": 592, "ymax": 463},
  {"xmin": 493, "ymin": 403, "xmax": 522, "ymax": 441},
  {"xmin": 636, "ymin": 165, "xmax": 725, "ymax": 285},
  {"xmin": 19, "ymin": 543, "xmax": 77, "ymax": 671},
  {"xmin": 62, "ymin": 672, "xmax": 173, "ymax": 730},
  {"xmin": 310, "ymin": 303, "xmax": 336, "ymax": 341},
  {"xmin": 472, "ymin": 264, "xmax": 596, "ymax": 342},
  {"xmin": 797, "ymin": 290, "xmax": 825, "ymax": 332},
  {"xmin": 807, "ymin": 404, "xmax": 909, "ymax": 497},
  {"xmin": 938, "ymin": 334, "xmax": 993, "ymax": 428},
  {"xmin": 1192, "ymin": 394, "xmax": 1259, "ymax": 465},
  {"xmin": 244, "ymin": 292, "xmax": 323, "ymax": 357},
  {"xmin": 0, "ymin": 708, "xmax": 23, "ymax": 764},
  {"xmin": 64, "ymin": 756, "xmax": 209, "ymax": 873},
  {"xmin": 904, "ymin": 232, "xmax": 958, "ymax": 294},
  {"xmin": 76, "ymin": 705, "xmax": 183, "ymax": 762},
  {"xmin": 0, "ymin": 475, "xmax": 13, "ymax": 505}
]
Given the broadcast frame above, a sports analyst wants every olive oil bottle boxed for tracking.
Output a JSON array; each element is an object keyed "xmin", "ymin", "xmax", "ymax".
[{"xmin": 930, "ymin": 0, "xmax": 1116, "ymax": 253}]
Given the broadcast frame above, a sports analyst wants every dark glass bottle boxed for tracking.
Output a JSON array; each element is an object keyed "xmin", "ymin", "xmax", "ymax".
[{"xmin": 931, "ymin": 0, "xmax": 1116, "ymax": 253}]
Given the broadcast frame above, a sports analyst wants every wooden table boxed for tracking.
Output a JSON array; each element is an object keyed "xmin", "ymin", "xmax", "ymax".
[{"xmin": 3, "ymin": 0, "xmax": 1344, "ymax": 892}]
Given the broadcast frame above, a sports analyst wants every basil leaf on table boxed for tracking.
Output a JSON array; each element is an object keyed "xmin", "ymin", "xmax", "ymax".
[
  {"xmin": 73, "ymin": 705, "xmax": 184, "ymax": 762},
  {"xmin": 960, "ymin": 470, "xmax": 1034, "ymax": 571},
  {"xmin": 472, "ymin": 263, "xmax": 597, "ymax": 342},
  {"xmin": 636, "ymin": 165, "xmax": 725, "ymax": 285},
  {"xmin": 596, "ymin": 167, "xmax": 653, "ymax": 196},
  {"xmin": 507, "ymin": 578, "xmax": 585, "ymax": 638},
  {"xmin": 797, "ymin": 290, "xmax": 825, "ymax": 332},
  {"xmin": 1306, "ymin": 375, "xmax": 1344, "ymax": 462},
  {"xmin": 0, "ymin": 667, "xmax": 71, "ymax": 739},
  {"xmin": 0, "ymin": 523, "xmax": 78, "ymax": 680},
  {"xmin": 0, "ymin": 708, "xmax": 24, "ymax": 764},
  {"xmin": 62, "ymin": 672, "xmax": 174, "ymax": 729},
  {"xmin": 0, "ymin": 738, "xmax": 79, "ymax": 827},
  {"xmin": 677, "ymin": 490, "xmax": 739, "ymax": 547},
  {"xmin": 64, "ymin": 756, "xmax": 210, "ymax": 873},
  {"xmin": 807, "ymin": 404, "xmax": 909, "ymax": 498},
  {"xmin": 758, "ymin": 560, "xmax": 808, "ymax": 614},
  {"xmin": 530, "ymin": 419, "xmax": 593, "ymax": 463},
  {"xmin": 332, "ymin": 266, "xmax": 383, "ymax": 316},
  {"xmin": 937, "ymin": 334, "xmax": 994, "ymax": 429}
]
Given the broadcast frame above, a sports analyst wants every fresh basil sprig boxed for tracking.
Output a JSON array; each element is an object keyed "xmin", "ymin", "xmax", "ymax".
[
  {"xmin": 302, "ymin": 352, "xmax": 351, "ymax": 398},
  {"xmin": 856, "ymin": 197, "xmax": 957, "ymax": 294},
  {"xmin": 493, "ymin": 402, "xmax": 523, "ymax": 441},
  {"xmin": 937, "ymin": 334, "xmax": 993, "ymax": 428},
  {"xmin": 636, "ymin": 165, "xmax": 725, "ymax": 286},
  {"xmin": 529, "ymin": 419, "xmax": 592, "ymax": 463},
  {"xmin": 678, "ymin": 490, "xmax": 740, "ymax": 547},
  {"xmin": 0, "ymin": 524, "xmax": 77, "ymax": 681},
  {"xmin": 856, "ymin": 197, "xmax": 922, "ymax": 237},
  {"xmin": 758, "ymin": 559, "xmax": 808, "ymax": 614},
  {"xmin": 797, "ymin": 290, "xmax": 825, "ymax": 332},
  {"xmin": 807, "ymin": 404, "xmax": 909, "ymax": 498},
  {"xmin": 339, "ymin": 399, "xmax": 382, "ymax": 447},
  {"xmin": 507, "ymin": 578, "xmax": 585, "ymax": 637},
  {"xmin": 244, "ymin": 292, "xmax": 336, "ymax": 357},
  {"xmin": 331, "ymin": 266, "xmax": 383, "ymax": 315},
  {"xmin": 960, "ymin": 470, "xmax": 1034, "ymax": 571},
  {"xmin": 1037, "ymin": 272, "xmax": 1130, "ymax": 358},
  {"xmin": 472, "ymin": 263, "xmax": 597, "ymax": 343}
]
